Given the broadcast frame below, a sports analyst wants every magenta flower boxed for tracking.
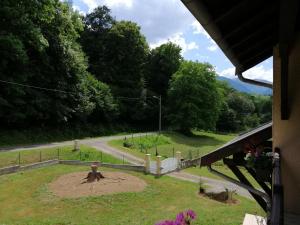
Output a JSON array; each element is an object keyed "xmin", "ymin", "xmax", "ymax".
[
  {"xmin": 186, "ymin": 209, "xmax": 196, "ymax": 220},
  {"xmin": 156, "ymin": 210, "xmax": 197, "ymax": 225},
  {"xmin": 175, "ymin": 212, "xmax": 185, "ymax": 223}
]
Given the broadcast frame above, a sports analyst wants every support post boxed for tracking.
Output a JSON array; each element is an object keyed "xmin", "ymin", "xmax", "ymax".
[
  {"xmin": 176, "ymin": 151, "xmax": 182, "ymax": 169},
  {"xmin": 74, "ymin": 140, "xmax": 80, "ymax": 151},
  {"xmin": 156, "ymin": 155, "xmax": 162, "ymax": 177},
  {"xmin": 145, "ymin": 154, "xmax": 151, "ymax": 174}
]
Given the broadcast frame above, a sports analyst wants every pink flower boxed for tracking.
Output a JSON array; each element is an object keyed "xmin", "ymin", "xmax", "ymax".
[{"xmin": 186, "ymin": 210, "xmax": 196, "ymax": 220}]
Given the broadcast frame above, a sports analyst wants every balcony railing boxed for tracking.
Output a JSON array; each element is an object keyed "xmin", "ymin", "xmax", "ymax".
[{"xmin": 270, "ymin": 148, "xmax": 283, "ymax": 225}]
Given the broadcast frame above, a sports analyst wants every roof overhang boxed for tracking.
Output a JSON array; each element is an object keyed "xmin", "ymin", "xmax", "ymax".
[
  {"xmin": 181, "ymin": 0, "xmax": 279, "ymax": 74},
  {"xmin": 200, "ymin": 122, "xmax": 272, "ymax": 167}
]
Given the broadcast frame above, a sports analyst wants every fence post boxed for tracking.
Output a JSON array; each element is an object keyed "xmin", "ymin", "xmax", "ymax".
[
  {"xmin": 18, "ymin": 152, "xmax": 21, "ymax": 165},
  {"xmin": 74, "ymin": 140, "xmax": 80, "ymax": 151},
  {"xmin": 156, "ymin": 155, "xmax": 162, "ymax": 177},
  {"xmin": 40, "ymin": 151, "xmax": 42, "ymax": 162},
  {"xmin": 176, "ymin": 151, "xmax": 182, "ymax": 170},
  {"xmin": 145, "ymin": 154, "xmax": 151, "ymax": 174}
]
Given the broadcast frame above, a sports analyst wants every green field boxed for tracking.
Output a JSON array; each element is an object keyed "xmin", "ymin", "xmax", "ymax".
[
  {"xmin": 0, "ymin": 145, "xmax": 124, "ymax": 168},
  {"xmin": 109, "ymin": 131, "xmax": 262, "ymax": 188},
  {"xmin": 0, "ymin": 165, "xmax": 264, "ymax": 225},
  {"xmin": 109, "ymin": 131, "xmax": 235, "ymax": 160}
]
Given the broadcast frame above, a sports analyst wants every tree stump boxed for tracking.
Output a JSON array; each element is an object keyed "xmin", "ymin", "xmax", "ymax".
[{"xmin": 83, "ymin": 164, "xmax": 104, "ymax": 183}]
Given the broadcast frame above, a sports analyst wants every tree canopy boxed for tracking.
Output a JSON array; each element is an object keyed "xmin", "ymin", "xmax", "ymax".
[
  {"xmin": 167, "ymin": 61, "xmax": 222, "ymax": 133},
  {"xmin": 0, "ymin": 0, "xmax": 116, "ymax": 127},
  {"xmin": 0, "ymin": 2, "xmax": 272, "ymax": 134}
]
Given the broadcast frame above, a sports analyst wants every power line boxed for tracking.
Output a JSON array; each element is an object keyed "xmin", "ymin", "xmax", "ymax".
[
  {"xmin": 0, "ymin": 79, "xmax": 158, "ymax": 101},
  {"xmin": 0, "ymin": 79, "xmax": 76, "ymax": 94}
]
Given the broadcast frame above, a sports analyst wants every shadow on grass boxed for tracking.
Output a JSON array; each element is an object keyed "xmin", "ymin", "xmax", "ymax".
[{"xmin": 163, "ymin": 131, "xmax": 225, "ymax": 148}]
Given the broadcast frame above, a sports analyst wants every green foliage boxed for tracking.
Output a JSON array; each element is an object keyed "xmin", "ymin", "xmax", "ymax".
[
  {"xmin": 0, "ymin": 145, "xmax": 123, "ymax": 168},
  {"xmin": 146, "ymin": 42, "xmax": 182, "ymax": 98},
  {"xmin": 81, "ymin": 7, "xmax": 149, "ymax": 121},
  {"xmin": 110, "ymin": 131, "xmax": 234, "ymax": 160},
  {"xmin": 0, "ymin": 0, "xmax": 116, "ymax": 127},
  {"xmin": 123, "ymin": 135, "xmax": 169, "ymax": 150},
  {"xmin": 216, "ymin": 85, "xmax": 272, "ymax": 132},
  {"xmin": 167, "ymin": 61, "xmax": 222, "ymax": 132}
]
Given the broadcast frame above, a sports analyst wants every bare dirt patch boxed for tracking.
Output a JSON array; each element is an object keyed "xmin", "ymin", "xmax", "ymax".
[{"xmin": 48, "ymin": 171, "xmax": 147, "ymax": 198}]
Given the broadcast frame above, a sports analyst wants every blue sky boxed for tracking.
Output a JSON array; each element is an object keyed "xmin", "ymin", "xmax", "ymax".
[{"xmin": 72, "ymin": 0, "xmax": 273, "ymax": 82}]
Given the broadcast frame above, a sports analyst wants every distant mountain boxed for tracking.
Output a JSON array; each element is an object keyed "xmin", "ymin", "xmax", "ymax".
[{"xmin": 217, "ymin": 76, "xmax": 273, "ymax": 95}]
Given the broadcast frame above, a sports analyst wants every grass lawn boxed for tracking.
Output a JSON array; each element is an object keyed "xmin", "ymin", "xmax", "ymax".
[
  {"xmin": 109, "ymin": 131, "xmax": 235, "ymax": 160},
  {"xmin": 109, "ymin": 131, "xmax": 262, "ymax": 189},
  {"xmin": 0, "ymin": 165, "xmax": 264, "ymax": 225},
  {"xmin": 0, "ymin": 145, "xmax": 124, "ymax": 168},
  {"xmin": 184, "ymin": 165, "xmax": 261, "ymax": 189}
]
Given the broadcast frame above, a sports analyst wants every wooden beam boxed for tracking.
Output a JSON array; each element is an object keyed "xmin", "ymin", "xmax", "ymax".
[
  {"xmin": 236, "ymin": 35, "xmax": 273, "ymax": 58},
  {"xmin": 223, "ymin": 5, "xmax": 275, "ymax": 40},
  {"xmin": 240, "ymin": 52, "xmax": 273, "ymax": 73},
  {"xmin": 245, "ymin": 167, "xmax": 272, "ymax": 197},
  {"xmin": 200, "ymin": 123, "xmax": 272, "ymax": 167},
  {"xmin": 224, "ymin": 160, "xmax": 268, "ymax": 211},
  {"xmin": 278, "ymin": 0, "xmax": 299, "ymax": 120},
  {"xmin": 230, "ymin": 23, "xmax": 274, "ymax": 50},
  {"xmin": 214, "ymin": 0, "xmax": 250, "ymax": 24},
  {"xmin": 239, "ymin": 47, "xmax": 272, "ymax": 67}
]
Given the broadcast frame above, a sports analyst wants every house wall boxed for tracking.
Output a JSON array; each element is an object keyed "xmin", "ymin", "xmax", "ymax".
[{"xmin": 273, "ymin": 32, "xmax": 300, "ymax": 214}]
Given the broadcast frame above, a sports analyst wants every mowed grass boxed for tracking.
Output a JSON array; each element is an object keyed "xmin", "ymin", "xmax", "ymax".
[
  {"xmin": 0, "ymin": 165, "xmax": 264, "ymax": 225},
  {"xmin": 109, "ymin": 131, "xmax": 235, "ymax": 160},
  {"xmin": 0, "ymin": 145, "xmax": 123, "ymax": 168},
  {"xmin": 109, "ymin": 131, "xmax": 262, "ymax": 188}
]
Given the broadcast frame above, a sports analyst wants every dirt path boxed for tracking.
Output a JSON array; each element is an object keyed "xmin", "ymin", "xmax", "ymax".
[
  {"xmin": 0, "ymin": 132, "xmax": 154, "ymax": 152},
  {"xmin": 88, "ymin": 141, "xmax": 144, "ymax": 165}
]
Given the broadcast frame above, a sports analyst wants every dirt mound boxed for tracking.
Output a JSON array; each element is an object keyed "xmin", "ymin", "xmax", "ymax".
[{"xmin": 49, "ymin": 171, "xmax": 147, "ymax": 198}]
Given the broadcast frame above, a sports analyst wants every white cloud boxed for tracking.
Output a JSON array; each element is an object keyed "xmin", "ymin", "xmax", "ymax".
[
  {"xmin": 218, "ymin": 65, "xmax": 273, "ymax": 82},
  {"xmin": 207, "ymin": 43, "xmax": 218, "ymax": 51},
  {"xmin": 150, "ymin": 33, "xmax": 199, "ymax": 53},
  {"xmin": 79, "ymin": 0, "xmax": 195, "ymax": 44},
  {"xmin": 191, "ymin": 20, "xmax": 218, "ymax": 52},
  {"xmin": 82, "ymin": 0, "xmax": 133, "ymax": 12},
  {"xmin": 81, "ymin": 0, "xmax": 98, "ymax": 11},
  {"xmin": 73, "ymin": 5, "xmax": 86, "ymax": 15},
  {"xmin": 191, "ymin": 20, "xmax": 210, "ymax": 39},
  {"xmin": 244, "ymin": 65, "xmax": 273, "ymax": 82},
  {"xmin": 218, "ymin": 67, "xmax": 236, "ymax": 79}
]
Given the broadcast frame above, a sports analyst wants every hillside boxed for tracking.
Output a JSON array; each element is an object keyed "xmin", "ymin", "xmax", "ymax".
[{"xmin": 217, "ymin": 76, "xmax": 273, "ymax": 95}]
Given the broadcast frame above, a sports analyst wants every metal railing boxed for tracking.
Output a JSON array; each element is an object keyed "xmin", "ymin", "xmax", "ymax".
[{"xmin": 270, "ymin": 148, "xmax": 283, "ymax": 225}]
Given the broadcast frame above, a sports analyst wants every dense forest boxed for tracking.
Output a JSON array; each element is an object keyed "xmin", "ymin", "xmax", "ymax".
[{"xmin": 0, "ymin": 0, "xmax": 271, "ymax": 138}]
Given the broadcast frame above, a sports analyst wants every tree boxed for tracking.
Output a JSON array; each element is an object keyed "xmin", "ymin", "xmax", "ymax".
[
  {"xmin": 81, "ymin": 10, "xmax": 149, "ymax": 121},
  {"xmin": 80, "ymin": 6, "xmax": 115, "ymax": 82},
  {"xmin": 146, "ymin": 42, "xmax": 182, "ymax": 98},
  {"xmin": 167, "ymin": 61, "xmax": 222, "ymax": 133},
  {"xmin": 0, "ymin": 0, "xmax": 116, "ymax": 127}
]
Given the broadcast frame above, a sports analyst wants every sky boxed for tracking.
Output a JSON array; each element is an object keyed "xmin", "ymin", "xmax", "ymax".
[{"xmin": 72, "ymin": 0, "xmax": 273, "ymax": 82}]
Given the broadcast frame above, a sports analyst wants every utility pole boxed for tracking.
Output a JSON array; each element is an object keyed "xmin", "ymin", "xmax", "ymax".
[{"xmin": 153, "ymin": 95, "xmax": 162, "ymax": 134}]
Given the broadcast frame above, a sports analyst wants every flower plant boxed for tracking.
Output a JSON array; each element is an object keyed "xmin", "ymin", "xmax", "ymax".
[{"xmin": 156, "ymin": 210, "xmax": 196, "ymax": 225}]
